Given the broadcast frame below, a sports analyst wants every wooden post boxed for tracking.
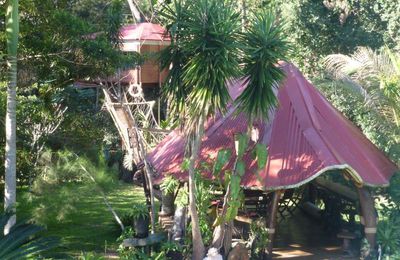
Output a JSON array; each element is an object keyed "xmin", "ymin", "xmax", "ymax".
[
  {"xmin": 267, "ymin": 190, "xmax": 281, "ymax": 256},
  {"xmin": 357, "ymin": 187, "xmax": 377, "ymax": 249}
]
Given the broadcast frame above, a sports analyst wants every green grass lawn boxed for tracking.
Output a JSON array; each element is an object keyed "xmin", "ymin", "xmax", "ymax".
[{"xmin": 15, "ymin": 182, "xmax": 147, "ymax": 258}]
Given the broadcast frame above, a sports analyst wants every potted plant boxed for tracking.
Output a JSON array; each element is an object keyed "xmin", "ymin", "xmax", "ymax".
[
  {"xmin": 160, "ymin": 176, "xmax": 180, "ymax": 216},
  {"xmin": 131, "ymin": 203, "xmax": 150, "ymax": 238}
]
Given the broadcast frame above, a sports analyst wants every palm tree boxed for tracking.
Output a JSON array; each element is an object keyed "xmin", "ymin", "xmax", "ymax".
[
  {"xmin": 325, "ymin": 47, "xmax": 400, "ymax": 127},
  {"xmin": 160, "ymin": 1, "xmax": 289, "ymax": 258},
  {"xmin": 4, "ymin": 0, "xmax": 19, "ymax": 235}
]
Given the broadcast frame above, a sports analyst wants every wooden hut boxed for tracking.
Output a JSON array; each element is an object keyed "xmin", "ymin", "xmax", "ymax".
[{"xmin": 118, "ymin": 22, "xmax": 170, "ymax": 88}]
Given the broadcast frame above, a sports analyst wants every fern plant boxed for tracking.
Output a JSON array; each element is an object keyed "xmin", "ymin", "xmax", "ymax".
[
  {"xmin": 0, "ymin": 210, "xmax": 58, "ymax": 260},
  {"xmin": 160, "ymin": 175, "xmax": 180, "ymax": 194}
]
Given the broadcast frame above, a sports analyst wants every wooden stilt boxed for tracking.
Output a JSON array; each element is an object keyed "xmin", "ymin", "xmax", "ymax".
[
  {"xmin": 357, "ymin": 187, "xmax": 377, "ymax": 249},
  {"xmin": 267, "ymin": 190, "xmax": 281, "ymax": 256}
]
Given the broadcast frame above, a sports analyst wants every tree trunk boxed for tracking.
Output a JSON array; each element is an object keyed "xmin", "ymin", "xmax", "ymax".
[
  {"xmin": 211, "ymin": 185, "xmax": 230, "ymax": 250},
  {"xmin": 267, "ymin": 191, "xmax": 281, "ymax": 256},
  {"xmin": 133, "ymin": 127, "xmax": 157, "ymax": 234},
  {"xmin": 188, "ymin": 116, "xmax": 205, "ymax": 260},
  {"xmin": 4, "ymin": 0, "xmax": 19, "ymax": 235},
  {"xmin": 126, "ymin": 0, "xmax": 142, "ymax": 23},
  {"xmin": 211, "ymin": 163, "xmax": 236, "ymax": 256}
]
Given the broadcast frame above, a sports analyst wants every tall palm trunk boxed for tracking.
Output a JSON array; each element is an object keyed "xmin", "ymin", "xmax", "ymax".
[
  {"xmin": 4, "ymin": 0, "xmax": 19, "ymax": 235},
  {"xmin": 188, "ymin": 116, "xmax": 206, "ymax": 260}
]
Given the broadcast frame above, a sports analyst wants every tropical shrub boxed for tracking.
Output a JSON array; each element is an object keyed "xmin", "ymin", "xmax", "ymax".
[
  {"xmin": 130, "ymin": 204, "xmax": 150, "ymax": 221},
  {"xmin": 0, "ymin": 210, "xmax": 58, "ymax": 259},
  {"xmin": 377, "ymin": 214, "xmax": 400, "ymax": 256},
  {"xmin": 248, "ymin": 218, "xmax": 270, "ymax": 259},
  {"xmin": 160, "ymin": 176, "xmax": 180, "ymax": 195},
  {"xmin": 375, "ymin": 174, "xmax": 400, "ymax": 257}
]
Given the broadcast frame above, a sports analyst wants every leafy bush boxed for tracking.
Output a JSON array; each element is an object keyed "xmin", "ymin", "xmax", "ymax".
[
  {"xmin": 160, "ymin": 176, "xmax": 180, "ymax": 194},
  {"xmin": 118, "ymin": 213, "xmax": 135, "ymax": 229},
  {"xmin": 130, "ymin": 204, "xmax": 149, "ymax": 220},
  {"xmin": 377, "ymin": 173, "xmax": 400, "ymax": 257},
  {"xmin": 248, "ymin": 218, "xmax": 270, "ymax": 259},
  {"xmin": 377, "ymin": 214, "xmax": 400, "ymax": 255},
  {"xmin": 78, "ymin": 251, "xmax": 105, "ymax": 260}
]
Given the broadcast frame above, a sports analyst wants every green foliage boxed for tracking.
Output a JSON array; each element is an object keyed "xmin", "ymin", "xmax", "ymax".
[
  {"xmin": 160, "ymin": 175, "xmax": 180, "ymax": 194},
  {"xmin": 160, "ymin": 1, "xmax": 289, "ymax": 125},
  {"xmin": 325, "ymin": 47, "xmax": 400, "ymax": 127},
  {"xmin": 193, "ymin": 174, "xmax": 215, "ymax": 245},
  {"xmin": 160, "ymin": 0, "xmax": 242, "ymax": 122},
  {"xmin": 248, "ymin": 218, "xmax": 269, "ymax": 259},
  {"xmin": 376, "ymin": 174, "xmax": 400, "ymax": 256},
  {"xmin": 12, "ymin": 0, "xmax": 135, "ymax": 85},
  {"xmin": 374, "ymin": 1, "xmax": 400, "ymax": 50},
  {"xmin": 266, "ymin": 0, "xmax": 399, "ymax": 75},
  {"xmin": 237, "ymin": 10, "xmax": 289, "ymax": 121},
  {"xmin": 30, "ymin": 150, "xmax": 118, "ymax": 224},
  {"xmin": 155, "ymin": 241, "xmax": 183, "ymax": 259},
  {"xmin": 315, "ymin": 78, "xmax": 400, "ymax": 166},
  {"xmin": 78, "ymin": 251, "xmax": 105, "ymax": 260},
  {"xmin": 0, "ymin": 210, "xmax": 58, "ymax": 260},
  {"xmin": 0, "ymin": 82, "xmax": 118, "ymax": 186},
  {"xmin": 0, "ymin": 0, "xmax": 133, "ymax": 189},
  {"xmin": 225, "ymin": 174, "xmax": 243, "ymax": 221},
  {"xmin": 213, "ymin": 133, "xmax": 269, "ymax": 223},
  {"xmin": 175, "ymin": 185, "xmax": 189, "ymax": 208},
  {"xmin": 388, "ymin": 173, "xmax": 400, "ymax": 205},
  {"xmin": 117, "ymin": 229, "xmax": 182, "ymax": 260},
  {"xmin": 377, "ymin": 213, "xmax": 400, "ymax": 256},
  {"xmin": 118, "ymin": 213, "xmax": 135, "ymax": 229},
  {"xmin": 212, "ymin": 149, "xmax": 231, "ymax": 178},
  {"xmin": 255, "ymin": 143, "xmax": 268, "ymax": 170},
  {"xmin": 129, "ymin": 204, "xmax": 149, "ymax": 220},
  {"xmin": 235, "ymin": 134, "xmax": 249, "ymax": 159}
]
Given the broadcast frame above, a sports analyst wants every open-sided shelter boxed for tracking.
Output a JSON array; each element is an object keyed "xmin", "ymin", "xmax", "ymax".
[{"xmin": 146, "ymin": 62, "xmax": 397, "ymax": 254}]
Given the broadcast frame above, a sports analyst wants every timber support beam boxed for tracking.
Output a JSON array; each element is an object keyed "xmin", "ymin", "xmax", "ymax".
[
  {"xmin": 267, "ymin": 190, "xmax": 282, "ymax": 257},
  {"xmin": 357, "ymin": 187, "xmax": 377, "ymax": 249}
]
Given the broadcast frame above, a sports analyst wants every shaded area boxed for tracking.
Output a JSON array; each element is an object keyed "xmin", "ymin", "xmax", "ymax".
[{"xmin": 273, "ymin": 209, "xmax": 357, "ymax": 260}]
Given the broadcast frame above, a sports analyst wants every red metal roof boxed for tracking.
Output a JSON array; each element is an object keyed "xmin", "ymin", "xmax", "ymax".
[
  {"xmin": 120, "ymin": 23, "xmax": 170, "ymax": 42},
  {"xmin": 147, "ymin": 63, "xmax": 397, "ymax": 189}
]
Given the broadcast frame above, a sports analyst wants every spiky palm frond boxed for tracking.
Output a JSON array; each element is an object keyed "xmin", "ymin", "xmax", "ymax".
[
  {"xmin": 236, "ymin": 10, "xmax": 290, "ymax": 122},
  {"xmin": 182, "ymin": 0, "xmax": 242, "ymax": 120},
  {"xmin": 159, "ymin": 0, "xmax": 192, "ymax": 120},
  {"xmin": 325, "ymin": 47, "xmax": 400, "ymax": 126},
  {"xmin": 160, "ymin": 0, "xmax": 242, "ymax": 130},
  {"xmin": 0, "ymin": 210, "xmax": 58, "ymax": 260}
]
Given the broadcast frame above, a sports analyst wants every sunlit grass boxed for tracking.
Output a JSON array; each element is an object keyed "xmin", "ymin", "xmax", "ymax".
[{"xmin": 15, "ymin": 182, "xmax": 146, "ymax": 258}]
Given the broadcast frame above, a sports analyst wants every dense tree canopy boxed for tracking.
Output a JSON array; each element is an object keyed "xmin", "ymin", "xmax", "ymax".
[{"xmin": 0, "ymin": 0, "xmax": 134, "ymax": 185}]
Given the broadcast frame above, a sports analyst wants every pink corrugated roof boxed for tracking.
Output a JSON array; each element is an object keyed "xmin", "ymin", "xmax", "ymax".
[
  {"xmin": 147, "ymin": 63, "xmax": 397, "ymax": 189},
  {"xmin": 120, "ymin": 23, "xmax": 170, "ymax": 42}
]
